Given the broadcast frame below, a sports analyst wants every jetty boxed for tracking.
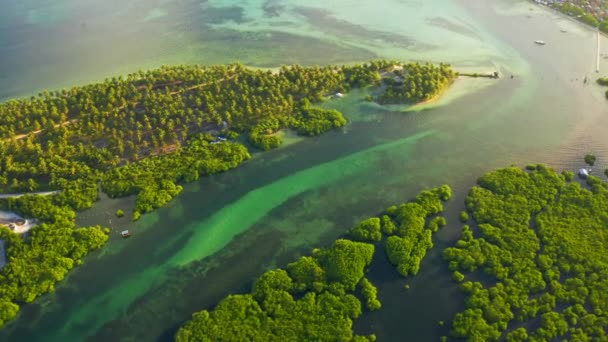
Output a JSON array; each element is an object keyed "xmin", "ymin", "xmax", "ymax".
[{"xmin": 457, "ymin": 71, "xmax": 500, "ymax": 79}]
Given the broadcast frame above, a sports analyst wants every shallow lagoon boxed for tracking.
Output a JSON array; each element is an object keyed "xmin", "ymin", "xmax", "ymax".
[{"xmin": 1, "ymin": 0, "xmax": 608, "ymax": 341}]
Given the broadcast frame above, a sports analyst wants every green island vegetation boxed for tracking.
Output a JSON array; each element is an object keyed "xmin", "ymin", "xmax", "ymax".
[
  {"xmin": 0, "ymin": 60, "xmax": 456, "ymax": 331},
  {"xmin": 0, "ymin": 60, "xmax": 454, "ymax": 220},
  {"xmin": 115, "ymin": 209, "xmax": 124, "ymax": 218},
  {"xmin": 444, "ymin": 163, "xmax": 608, "ymax": 341},
  {"xmin": 595, "ymin": 78, "xmax": 608, "ymax": 99},
  {"xmin": 0, "ymin": 195, "xmax": 108, "ymax": 328},
  {"xmin": 175, "ymin": 185, "xmax": 451, "ymax": 341},
  {"xmin": 384, "ymin": 186, "xmax": 451, "ymax": 277},
  {"xmin": 584, "ymin": 153, "xmax": 596, "ymax": 166},
  {"xmin": 459, "ymin": 211, "xmax": 470, "ymax": 223},
  {"xmin": 596, "ymin": 78, "xmax": 608, "ymax": 87},
  {"xmin": 375, "ymin": 63, "xmax": 455, "ymax": 104}
]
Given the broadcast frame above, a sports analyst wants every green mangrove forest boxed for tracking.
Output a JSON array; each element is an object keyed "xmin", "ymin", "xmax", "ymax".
[
  {"xmin": 0, "ymin": 195, "xmax": 108, "ymax": 327},
  {"xmin": 0, "ymin": 60, "xmax": 455, "ymax": 330},
  {"xmin": 445, "ymin": 164, "xmax": 608, "ymax": 341},
  {"xmin": 176, "ymin": 185, "xmax": 452, "ymax": 341},
  {"xmin": 0, "ymin": 60, "xmax": 454, "ymax": 220},
  {"xmin": 177, "ymin": 163, "xmax": 608, "ymax": 342}
]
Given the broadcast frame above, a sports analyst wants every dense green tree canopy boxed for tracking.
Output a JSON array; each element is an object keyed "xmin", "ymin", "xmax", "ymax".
[
  {"xmin": 444, "ymin": 164, "xmax": 608, "ymax": 341},
  {"xmin": 376, "ymin": 63, "xmax": 455, "ymax": 104},
  {"xmin": 385, "ymin": 185, "xmax": 452, "ymax": 277},
  {"xmin": 0, "ymin": 60, "xmax": 453, "ymax": 219},
  {"xmin": 0, "ymin": 60, "xmax": 456, "ymax": 334},
  {"xmin": 176, "ymin": 239, "xmax": 375, "ymax": 342},
  {"xmin": 0, "ymin": 195, "xmax": 108, "ymax": 329},
  {"xmin": 584, "ymin": 153, "xmax": 596, "ymax": 166},
  {"xmin": 176, "ymin": 186, "xmax": 452, "ymax": 341}
]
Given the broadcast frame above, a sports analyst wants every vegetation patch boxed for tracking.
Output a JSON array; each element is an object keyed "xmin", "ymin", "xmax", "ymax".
[
  {"xmin": 175, "ymin": 186, "xmax": 451, "ymax": 341},
  {"xmin": 0, "ymin": 195, "xmax": 108, "ymax": 328},
  {"xmin": 0, "ymin": 61, "xmax": 453, "ymax": 220},
  {"xmin": 444, "ymin": 165, "xmax": 608, "ymax": 341}
]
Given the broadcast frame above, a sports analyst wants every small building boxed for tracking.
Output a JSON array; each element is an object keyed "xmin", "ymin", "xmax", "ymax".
[
  {"xmin": 0, "ymin": 239, "xmax": 6, "ymax": 270},
  {"xmin": 578, "ymin": 168, "xmax": 589, "ymax": 178}
]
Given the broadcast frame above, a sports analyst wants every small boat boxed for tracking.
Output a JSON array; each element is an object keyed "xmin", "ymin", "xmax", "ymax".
[
  {"xmin": 560, "ymin": 29, "xmax": 567, "ymax": 33},
  {"xmin": 217, "ymin": 136, "xmax": 227, "ymax": 141},
  {"xmin": 534, "ymin": 40, "xmax": 546, "ymax": 45},
  {"xmin": 121, "ymin": 230, "xmax": 132, "ymax": 238}
]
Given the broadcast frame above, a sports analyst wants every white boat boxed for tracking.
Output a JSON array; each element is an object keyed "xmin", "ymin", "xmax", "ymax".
[{"xmin": 534, "ymin": 40, "xmax": 546, "ymax": 45}]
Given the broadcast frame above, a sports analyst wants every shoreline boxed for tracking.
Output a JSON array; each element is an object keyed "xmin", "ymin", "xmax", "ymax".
[
  {"xmin": 414, "ymin": 81, "xmax": 454, "ymax": 107},
  {"xmin": 528, "ymin": 1, "xmax": 607, "ymax": 37}
]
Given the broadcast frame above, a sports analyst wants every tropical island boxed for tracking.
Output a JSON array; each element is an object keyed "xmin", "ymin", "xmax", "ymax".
[
  {"xmin": 0, "ymin": 60, "xmax": 455, "ymax": 220},
  {"xmin": 0, "ymin": 60, "xmax": 455, "ymax": 330},
  {"xmin": 176, "ymin": 161, "xmax": 608, "ymax": 341}
]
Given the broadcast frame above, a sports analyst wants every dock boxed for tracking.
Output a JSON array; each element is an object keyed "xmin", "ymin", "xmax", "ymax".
[{"xmin": 457, "ymin": 71, "xmax": 500, "ymax": 79}]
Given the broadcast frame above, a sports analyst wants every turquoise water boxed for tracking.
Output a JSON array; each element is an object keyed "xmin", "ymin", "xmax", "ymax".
[
  {"xmin": 2, "ymin": 0, "xmax": 608, "ymax": 341},
  {"xmin": 0, "ymin": 0, "xmax": 513, "ymax": 101}
]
